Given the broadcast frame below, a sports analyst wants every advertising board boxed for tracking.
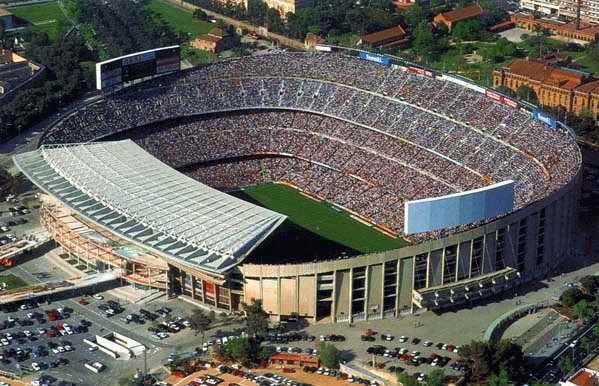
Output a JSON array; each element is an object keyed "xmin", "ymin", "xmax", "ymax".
[{"xmin": 359, "ymin": 51, "xmax": 390, "ymax": 66}]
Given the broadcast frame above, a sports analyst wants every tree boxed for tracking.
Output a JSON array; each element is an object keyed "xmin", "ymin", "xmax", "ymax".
[
  {"xmin": 189, "ymin": 309, "xmax": 212, "ymax": 345},
  {"xmin": 580, "ymin": 336, "xmax": 594, "ymax": 355},
  {"xmin": 412, "ymin": 22, "xmax": 435, "ymax": 61},
  {"xmin": 398, "ymin": 372, "xmax": 418, "ymax": 386},
  {"xmin": 223, "ymin": 337, "xmax": 254, "ymax": 366},
  {"xmin": 193, "ymin": 8, "xmax": 209, "ymax": 21},
  {"xmin": 488, "ymin": 368, "xmax": 510, "ymax": 386},
  {"xmin": 496, "ymin": 86, "xmax": 515, "ymax": 97},
  {"xmin": 460, "ymin": 340, "xmax": 492, "ymax": 382},
  {"xmin": 452, "ymin": 19, "xmax": 484, "ymax": 41},
  {"xmin": 516, "ymin": 85, "xmax": 538, "ymax": 105},
  {"xmin": 460, "ymin": 340, "xmax": 524, "ymax": 383},
  {"xmin": 427, "ymin": 369, "xmax": 445, "ymax": 386},
  {"xmin": 561, "ymin": 287, "xmax": 584, "ymax": 307},
  {"xmin": 242, "ymin": 299, "xmax": 270, "ymax": 336},
  {"xmin": 574, "ymin": 299, "xmax": 594, "ymax": 320},
  {"xmin": 559, "ymin": 356, "xmax": 574, "ymax": 375},
  {"xmin": 318, "ymin": 342, "xmax": 339, "ymax": 369},
  {"xmin": 579, "ymin": 276, "xmax": 599, "ymax": 294},
  {"xmin": 404, "ymin": 3, "xmax": 428, "ymax": 30}
]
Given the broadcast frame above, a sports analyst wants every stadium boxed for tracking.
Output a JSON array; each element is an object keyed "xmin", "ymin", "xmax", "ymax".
[{"xmin": 14, "ymin": 49, "xmax": 581, "ymax": 324}]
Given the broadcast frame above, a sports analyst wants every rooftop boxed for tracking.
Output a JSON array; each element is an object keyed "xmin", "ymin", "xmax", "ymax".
[
  {"xmin": 506, "ymin": 59, "xmax": 585, "ymax": 90},
  {"xmin": 13, "ymin": 140, "xmax": 286, "ymax": 274},
  {"xmin": 436, "ymin": 4, "xmax": 484, "ymax": 23},
  {"xmin": 360, "ymin": 25, "xmax": 407, "ymax": 45},
  {"xmin": 0, "ymin": 8, "xmax": 11, "ymax": 17}
]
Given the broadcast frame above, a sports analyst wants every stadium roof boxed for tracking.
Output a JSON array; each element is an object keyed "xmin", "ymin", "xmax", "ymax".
[{"xmin": 14, "ymin": 140, "xmax": 287, "ymax": 274}]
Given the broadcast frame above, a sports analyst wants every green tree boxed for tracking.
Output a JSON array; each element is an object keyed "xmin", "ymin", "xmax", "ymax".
[
  {"xmin": 579, "ymin": 276, "xmax": 599, "ymax": 295},
  {"xmin": 398, "ymin": 372, "xmax": 418, "ymax": 386},
  {"xmin": 580, "ymin": 336, "xmax": 594, "ymax": 355},
  {"xmin": 516, "ymin": 84, "xmax": 538, "ymax": 105},
  {"xmin": 559, "ymin": 355, "xmax": 574, "ymax": 375},
  {"xmin": 412, "ymin": 22, "xmax": 435, "ymax": 61},
  {"xmin": 222, "ymin": 337, "xmax": 261, "ymax": 366},
  {"xmin": 242, "ymin": 299, "xmax": 270, "ymax": 336},
  {"xmin": 189, "ymin": 308, "xmax": 212, "ymax": 346},
  {"xmin": 460, "ymin": 340, "xmax": 492, "ymax": 382},
  {"xmin": 452, "ymin": 19, "xmax": 483, "ymax": 41},
  {"xmin": 488, "ymin": 368, "xmax": 510, "ymax": 386},
  {"xmin": 561, "ymin": 287, "xmax": 584, "ymax": 307},
  {"xmin": 193, "ymin": 8, "xmax": 209, "ymax": 20},
  {"xmin": 318, "ymin": 342, "xmax": 339, "ymax": 369},
  {"xmin": 574, "ymin": 299, "xmax": 594, "ymax": 320},
  {"xmin": 404, "ymin": 3, "xmax": 428, "ymax": 30},
  {"xmin": 496, "ymin": 85, "xmax": 515, "ymax": 97},
  {"xmin": 427, "ymin": 369, "xmax": 445, "ymax": 386}
]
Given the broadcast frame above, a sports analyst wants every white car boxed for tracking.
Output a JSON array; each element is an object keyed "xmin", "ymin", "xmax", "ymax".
[
  {"xmin": 5, "ymin": 333, "xmax": 12, "ymax": 340},
  {"xmin": 64, "ymin": 345, "xmax": 73, "ymax": 351},
  {"xmin": 417, "ymin": 373, "xmax": 426, "ymax": 382},
  {"xmin": 423, "ymin": 341, "xmax": 433, "ymax": 347},
  {"xmin": 51, "ymin": 348, "xmax": 59, "ymax": 354},
  {"xmin": 23, "ymin": 330, "xmax": 31, "ymax": 337},
  {"xmin": 26, "ymin": 313, "xmax": 35, "ymax": 319},
  {"xmin": 92, "ymin": 294, "xmax": 104, "ymax": 300},
  {"xmin": 399, "ymin": 336, "xmax": 409, "ymax": 343},
  {"xmin": 57, "ymin": 346, "xmax": 65, "ymax": 353},
  {"xmin": 37, "ymin": 328, "xmax": 46, "ymax": 335},
  {"xmin": 31, "ymin": 362, "xmax": 41, "ymax": 371},
  {"xmin": 157, "ymin": 332, "xmax": 169, "ymax": 339},
  {"xmin": 151, "ymin": 334, "xmax": 165, "ymax": 340},
  {"xmin": 88, "ymin": 345, "xmax": 98, "ymax": 352},
  {"xmin": 0, "ymin": 339, "xmax": 8, "ymax": 346}
]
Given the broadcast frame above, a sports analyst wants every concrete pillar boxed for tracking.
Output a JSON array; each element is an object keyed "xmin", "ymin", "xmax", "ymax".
[
  {"xmin": 348, "ymin": 268, "xmax": 354, "ymax": 323},
  {"xmin": 394, "ymin": 259, "xmax": 401, "ymax": 318}
]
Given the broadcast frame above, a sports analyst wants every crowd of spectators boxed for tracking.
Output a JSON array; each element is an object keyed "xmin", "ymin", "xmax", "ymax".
[{"xmin": 41, "ymin": 52, "xmax": 581, "ymax": 239}]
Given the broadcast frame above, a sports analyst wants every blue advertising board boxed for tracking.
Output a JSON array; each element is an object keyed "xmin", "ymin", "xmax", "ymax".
[
  {"xmin": 533, "ymin": 110, "xmax": 557, "ymax": 129},
  {"xmin": 404, "ymin": 180, "xmax": 515, "ymax": 235},
  {"xmin": 359, "ymin": 51, "xmax": 390, "ymax": 66}
]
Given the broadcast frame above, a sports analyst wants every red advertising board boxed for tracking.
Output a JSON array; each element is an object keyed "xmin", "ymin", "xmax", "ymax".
[
  {"xmin": 407, "ymin": 67, "xmax": 435, "ymax": 78},
  {"xmin": 203, "ymin": 280, "xmax": 216, "ymax": 297},
  {"xmin": 408, "ymin": 67, "xmax": 425, "ymax": 76},
  {"xmin": 501, "ymin": 97, "xmax": 518, "ymax": 109},
  {"xmin": 485, "ymin": 90, "xmax": 502, "ymax": 101}
]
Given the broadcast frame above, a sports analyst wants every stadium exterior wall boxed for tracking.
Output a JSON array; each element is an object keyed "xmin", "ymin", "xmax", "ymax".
[{"xmin": 238, "ymin": 172, "xmax": 580, "ymax": 323}]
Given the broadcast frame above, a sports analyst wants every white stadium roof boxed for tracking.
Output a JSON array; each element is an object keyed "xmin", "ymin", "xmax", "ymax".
[{"xmin": 14, "ymin": 140, "xmax": 287, "ymax": 274}]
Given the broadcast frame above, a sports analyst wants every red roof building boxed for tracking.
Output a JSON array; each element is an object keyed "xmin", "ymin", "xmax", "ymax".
[
  {"xmin": 433, "ymin": 4, "xmax": 485, "ymax": 31},
  {"xmin": 359, "ymin": 25, "xmax": 409, "ymax": 47},
  {"xmin": 269, "ymin": 353, "xmax": 320, "ymax": 367}
]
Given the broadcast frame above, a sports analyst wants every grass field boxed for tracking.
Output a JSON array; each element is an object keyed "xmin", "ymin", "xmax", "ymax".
[
  {"xmin": 147, "ymin": 0, "xmax": 214, "ymax": 37},
  {"xmin": 234, "ymin": 184, "xmax": 408, "ymax": 264},
  {"xmin": 0, "ymin": 274, "xmax": 28, "ymax": 291},
  {"xmin": 8, "ymin": 1, "xmax": 68, "ymax": 41}
]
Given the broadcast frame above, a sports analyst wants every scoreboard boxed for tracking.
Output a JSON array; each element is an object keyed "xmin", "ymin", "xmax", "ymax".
[{"xmin": 95, "ymin": 46, "xmax": 181, "ymax": 90}]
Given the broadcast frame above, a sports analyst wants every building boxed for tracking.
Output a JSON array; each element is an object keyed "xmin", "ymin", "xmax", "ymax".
[
  {"xmin": 560, "ymin": 368, "xmax": 599, "ymax": 386},
  {"xmin": 358, "ymin": 25, "xmax": 409, "ymax": 48},
  {"xmin": 393, "ymin": 0, "xmax": 428, "ymax": 10},
  {"xmin": 191, "ymin": 28, "xmax": 236, "ymax": 53},
  {"xmin": 0, "ymin": 8, "xmax": 13, "ymax": 30},
  {"xmin": 493, "ymin": 58, "xmax": 599, "ymax": 119},
  {"xmin": 263, "ymin": 0, "xmax": 312, "ymax": 15},
  {"xmin": 433, "ymin": 4, "xmax": 485, "ymax": 31},
  {"xmin": 560, "ymin": 0, "xmax": 599, "ymax": 25},
  {"xmin": 269, "ymin": 353, "xmax": 320, "ymax": 367},
  {"xmin": 519, "ymin": 0, "xmax": 560, "ymax": 16},
  {"xmin": 0, "ymin": 48, "xmax": 43, "ymax": 102},
  {"xmin": 511, "ymin": 13, "xmax": 599, "ymax": 43}
]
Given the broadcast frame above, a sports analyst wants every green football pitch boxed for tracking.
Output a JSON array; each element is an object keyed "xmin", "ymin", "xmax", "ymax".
[{"xmin": 233, "ymin": 183, "xmax": 409, "ymax": 264}]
